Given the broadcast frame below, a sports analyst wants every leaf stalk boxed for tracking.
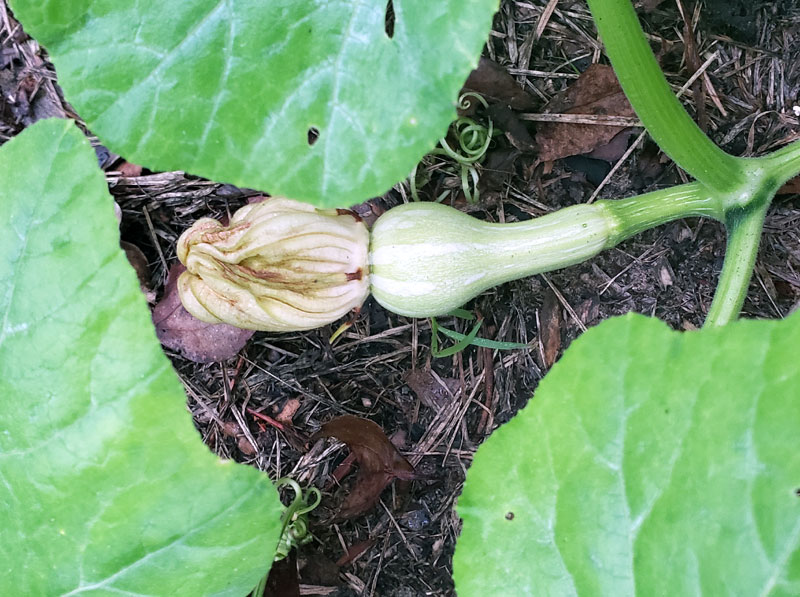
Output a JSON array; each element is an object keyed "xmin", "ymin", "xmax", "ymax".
[
  {"xmin": 585, "ymin": 0, "xmax": 745, "ymax": 194},
  {"xmin": 586, "ymin": 0, "xmax": 800, "ymax": 326},
  {"xmin": 704, "ymin": 205, "xmax": 769, "ymax": 326}
]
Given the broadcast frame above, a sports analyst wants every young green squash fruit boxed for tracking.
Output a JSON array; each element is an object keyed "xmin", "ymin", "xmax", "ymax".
[{"xmin": 369, "ymin": 201, "xmax": 617, "ymax": 317}]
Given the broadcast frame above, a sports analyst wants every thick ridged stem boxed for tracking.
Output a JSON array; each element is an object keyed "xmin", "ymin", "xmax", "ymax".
[
  {"xmin": 585, "ymin": 0, "xmax": 800, "ymax": 326},
  {"xmin": 755, "ymin": 139, "xmax": 800, "ymax": 188},
  {"xmin": 602, "ymin": 182, "xmax": 722, "ymax": 242},
  {"xmin": 704, "ymin": 205, "xmax": 769, "ymax": 326},
  {"xmin": 585, "ymin": 0, "xmax": 745, "ymax": 193}
]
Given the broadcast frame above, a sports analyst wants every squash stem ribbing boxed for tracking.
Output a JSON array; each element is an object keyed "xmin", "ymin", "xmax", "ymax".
[{"xmin": 600, "ymin": 181, "xmax": 723, "ymax": 244}]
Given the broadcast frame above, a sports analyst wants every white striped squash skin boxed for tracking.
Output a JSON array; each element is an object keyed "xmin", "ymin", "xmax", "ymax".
[{"xmin": 368, "ymin": 201, "xmax": 619, "ymax": 318}]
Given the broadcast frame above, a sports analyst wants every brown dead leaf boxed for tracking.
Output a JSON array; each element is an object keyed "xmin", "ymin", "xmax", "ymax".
[
  {"xmin": 121, "ymin": 241, "xmax": 155, "ymax": 303},
  {"xmin": 6, "ymin": 69, "xmax": 65, "ymax": 126},
  {"xmin": 221, "ymin": 421, "xmax": 240, "ymax": 438},
  {"xmin": 487, "ymin": 103, "xmax": 536, "ymax": 152},
  {"xmin": 479, "ymin": 147, "xmax": 521, "ymax": 194},
  {"xmin": 326, "ymin": 453, "xmax": 357, "ymax": 490},
  {"xmin": 335, "ymin": 538, "xmax": 377, "ymax": 567},
  {"xmin": 539, "ymin": 288, "xmax": 562, "ymax": 369},
  {"xmin": 152, "ymin": 264, "xmax": 254, "ymax": 363},
  {"xmin": 637, "ymin": 0, "xmax": 667, "ymax": 13},
  {"xmin": 298, "ymin": 552, "xmax": 341, "ymax": 586},
  {"xmin": 264, "ymin": 551, "xmax": 300, "ymax": 597},
  {"xmin": 347, "ymin": 198, "xmax": 386, "ymax": 228},
  {"xmin": 237, "ymin": 435, "xmax": 257, "ymax": 456},
  {"xmin": 0, "ymin": 41, "xmax": 65, "ymax": 128},
  {"xmin": 12, "ymin": 74, "xmax": 38, "ymax": 124},
  {"xmin": 404, "ymin": 369, "xmax": 459, "ymax": 410},
  {"xmin": 535, "ymin": 64, "xmax": 636, "ymax": 162},
  {"xmin": 311, "ymin": 415, "xmax": 417, "ymax": 520},
  {"xmin": 463, "ymin": 57, "xmax": 537, "ymax": 111},
  {"xmin": 576, "ymin": 296, "xmax": 600, "ymax": 327},
  {"xmin": 587, "ymin": 128, "xmax": 638, "ymax": 162},
  {"xmin": 275, "ymin": 398, "xmax": 301, "ymax": 425},
  {"xmin": 778, "ymin": 175, "xmax": 800, "ymax": 196},
  {"xmin": 636, "ymin": 140, "xmax": 668, "ymax": 182},
  {"xmin": 117, "ymin": 161, "xmax": 143, "ymax": 178}
]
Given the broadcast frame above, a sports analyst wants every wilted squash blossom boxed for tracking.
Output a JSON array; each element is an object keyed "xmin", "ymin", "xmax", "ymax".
[{"xmin": 177, "ymin": 198, "xmax": 370, "ymax": 331}]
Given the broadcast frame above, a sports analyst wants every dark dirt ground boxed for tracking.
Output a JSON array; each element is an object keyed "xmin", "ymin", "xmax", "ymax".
[{"xmin": 2, "ymin": 1, "xmax": 799, "ymax": 595}]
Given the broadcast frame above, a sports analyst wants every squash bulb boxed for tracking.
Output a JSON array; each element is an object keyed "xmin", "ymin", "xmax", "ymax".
[{"xmin": 369, "ymin": 201, "xmax": 615, "ymax": 317}]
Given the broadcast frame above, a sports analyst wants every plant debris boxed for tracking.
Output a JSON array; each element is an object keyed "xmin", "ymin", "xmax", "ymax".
[
  {"xmin": 462, "ymin": 57, "xmax": 537, "ymax": 111},
  {"xmin": 151, "ymin": 264, "xmax": 254, "ymax": 363},
  {"xmin": 311, "ymin": 415, "xmax": 418, "ymax": 520},
  {"xmin": 535, "ymin": 64, "xmax": 637, "ymax": 162},
  {"xmin": 264, "ymin": 551, "xmax": 300, "ymax": 597},
  {"xmin": 121, "ymin": 240, "xmax": 154, "ymax": 303},
  {"xmin": 487, "ymin": 103, "xmax": 536, "ymax": 152},
  {"xmin": 539, "ymin": 288, "xmax": 562, "ymax": 369},
  {"xmin": 404, "ymin": 368, "xmax": 460, "ymax": 410}
]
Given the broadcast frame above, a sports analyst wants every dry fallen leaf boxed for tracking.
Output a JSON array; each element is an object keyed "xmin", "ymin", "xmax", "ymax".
[
  {"xmin": 116, "ymin": 160, "xmax": 143, "ymax": 178},
  {"xmin": 487, "ymin": 103, "xmax": 536, "ymax": 152},
  {"xmin": 275, "ymin": 398, "xmax": 301, "ymax": 425},
  {"xmin": 535, "ymin": 64, "xmax": 637, "ymax": 162},
  {"xmin": 311, "ymin": 415, "xmax": 418, "ymax": 520},
  {"xmin": 237, "ymin": 436, "xmax": 257, "ymax": 457},
  {"xmin": 297, "ymin": 552, "xmax": 341, "ymax": 586},
  {"xmin": 576, "ymin": 295, "xmax": 600, "ymax": 327},
  {"xmin": 479, "ymin": 147, "xmax": 521, "ymax": 194},
  {"xmin": 587, "ymin": 128, "xmax": 638, "ymax": 162},
  {"xmin": 121, "ymin": 240, "xmax": 155, "ymax": 303},
  {"xmin": 404, "ymin": 369, "xmax": 459, "ymax": 410},
  {"xmin": 335, "ymin": 537, "xmax": 377, "ymax": 567},
  {"xmin": 539, "ymin": 288, "xmax": 562, "ymax": 369},
  {"xmin": 0, "ymin": 57, "xmax": 66, "ymax": 127},
  {"xmin": 463, "ymin": 57, "xmax": 537, "ymax": 111},
  {"xmin": 777, "ymin": 175, "xmax": 800, "ymax": 196},
  {"xmin": 264, "ymin": 551, "xmax": 300, "ymax": 597},
  {"xmin": 152, "ymin": 264, "xmax": 254, "ymax": 363},
  {"xmin": 637, "ymin": 0, "xmax": 667, "ymax": 13}
]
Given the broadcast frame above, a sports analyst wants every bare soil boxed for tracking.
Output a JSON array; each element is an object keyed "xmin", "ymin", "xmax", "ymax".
[{"xmin": 2, "ymin": 1, "xmax": 799, "ymax": 595}]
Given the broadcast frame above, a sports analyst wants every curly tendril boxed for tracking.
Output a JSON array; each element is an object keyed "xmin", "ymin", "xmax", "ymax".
[
  {"xmin": 409, "ymin": 92, "xmax": 494, "ymax": 204},
  {"xmin": 274, "ymin": 477, "xmax": 322, "ymax": 561}
]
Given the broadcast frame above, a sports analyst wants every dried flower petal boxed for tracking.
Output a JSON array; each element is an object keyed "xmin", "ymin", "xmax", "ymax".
[{"xmin": 177, "ymin": 198, "xmax": 369, "ymax": 331}]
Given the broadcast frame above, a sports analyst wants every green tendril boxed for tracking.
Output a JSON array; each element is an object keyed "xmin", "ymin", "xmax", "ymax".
[
  {"xmin": 273, "ymin": 477, "xmax": 322, "ymax": 561},
  {"xmin": 409, "ymin": 92, "xmax": 494, "ymax": 204}
]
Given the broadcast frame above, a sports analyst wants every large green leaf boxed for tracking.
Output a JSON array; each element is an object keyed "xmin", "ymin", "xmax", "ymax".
[
  {"xmin": 0, "ymin": 119, "xmax": 282, "ymax": 595},
  {"xmin": 454, "ymin": 313, "xmax": 800, "ymax": 596},
  {"xmin": 9, "ymin": 0, "xmax": 499, "ymax": 207}
]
